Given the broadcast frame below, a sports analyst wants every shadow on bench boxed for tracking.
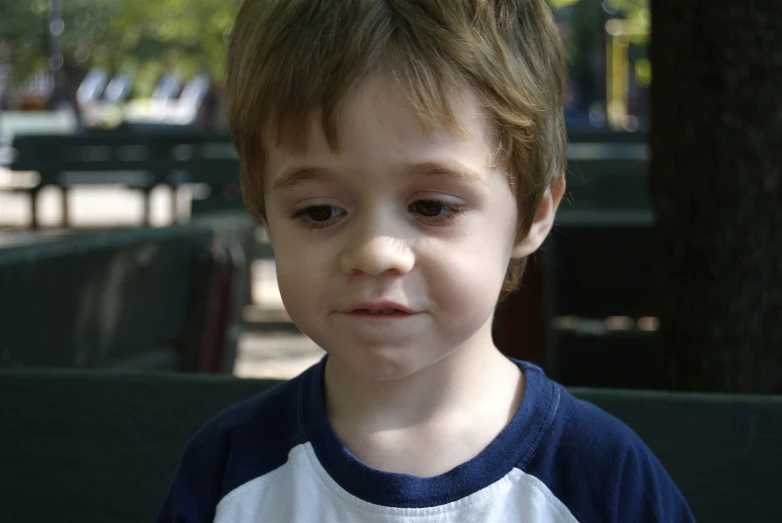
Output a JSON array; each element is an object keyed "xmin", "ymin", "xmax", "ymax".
[{"xmin": 0, "ymin": 369, "xmax": 779, "ymax": 523}]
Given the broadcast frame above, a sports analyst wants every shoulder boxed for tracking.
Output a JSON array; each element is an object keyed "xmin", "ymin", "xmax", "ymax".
[
  {"xmin": 519, "ymin": 365, "xmax": 694, "ymax": 523},
  {"xmin": 187, "ymin": 373, "xmax": 305, "ymax": 484},
  {"xmin": 157, "ymin": 372, "xmax": 309, "ymax": 523},
  {"xmin": 191, "ymin": 372, "xmax": 301, "ymax": 441}
]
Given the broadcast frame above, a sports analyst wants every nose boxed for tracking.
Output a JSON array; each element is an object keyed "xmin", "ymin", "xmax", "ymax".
[{"xmin": 339, "ymin": 226, "xmax": 415, "ymax": 277}]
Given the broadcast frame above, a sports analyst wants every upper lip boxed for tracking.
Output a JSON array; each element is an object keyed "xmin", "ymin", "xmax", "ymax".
[{"xmin": 345, "ymin": 302, "xmax": 416, "ymax": 314}]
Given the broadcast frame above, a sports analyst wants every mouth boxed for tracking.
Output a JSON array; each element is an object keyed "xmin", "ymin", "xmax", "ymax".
[
  {"xmin": 345, "ymin": 302, "xmax": 417, "ymax": 316},
  {"xmin": 348, "ymin": 308, "xmax": 412, "ymax": 317}
]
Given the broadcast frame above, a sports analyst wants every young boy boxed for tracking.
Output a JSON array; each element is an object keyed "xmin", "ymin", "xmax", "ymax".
[{"xmin": 158, "ymin": 1, "xmax": 695, "ymax": 521}]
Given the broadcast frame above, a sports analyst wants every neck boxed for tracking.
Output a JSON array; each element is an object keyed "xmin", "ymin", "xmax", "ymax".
[{"xmin": 322, "ymin": 319, "xmax": 522, "ymax": 435}]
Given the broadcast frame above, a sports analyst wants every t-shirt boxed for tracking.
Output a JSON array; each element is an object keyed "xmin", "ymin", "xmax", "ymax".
[{"xmin": 156, "ymin": 357, "xmax": 695, "ymax": 522}]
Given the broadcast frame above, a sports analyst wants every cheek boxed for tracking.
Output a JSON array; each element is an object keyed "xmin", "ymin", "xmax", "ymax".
[
  {"xmin": 274, "ymin": 255, "xmax": 322, "ymax": 316},
  {"xmin": 426, "ymin": 234, "xmax": 509, "ymax": 317},
  {"xmin": 268, "ymin": 225, "xmax": 331, "ymax": 321},
  {"xmin": 265, "ymin": 212, "xmax": 316, "ymax": 304}
]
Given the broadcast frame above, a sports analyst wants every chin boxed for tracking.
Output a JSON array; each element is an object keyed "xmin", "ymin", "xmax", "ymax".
[{"xmin": 328, "ymin": 344, "xmax": 438, "ymax": 383}]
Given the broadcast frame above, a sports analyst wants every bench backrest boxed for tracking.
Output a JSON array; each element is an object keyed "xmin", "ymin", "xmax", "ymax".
[
  {"xmin": 10, "ymin": 132, "xmax": 239, "ymax": 189},
  {"xmin": 0, "ymin": 225, "xmax": 234, "ymax": 372},
  {"xmin": 0, "ymin": 370, "xmax": 779, "ymax": 523},
  {"xmin": 565, "ymin": 130, "xmax": 649, "ymax": 211},
  {"xmin": 576, "ymin": 388, "xmax": 782, "ymax": 523},
  {"xmin": 551, "ymin": 210, "xmax": 654, "ymax": 319}
]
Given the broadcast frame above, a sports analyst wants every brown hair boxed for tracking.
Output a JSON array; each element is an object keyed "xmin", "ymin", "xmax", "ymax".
[{"xmin": 226, "ymin": 0, "xmax": 567, "ymax": 297}]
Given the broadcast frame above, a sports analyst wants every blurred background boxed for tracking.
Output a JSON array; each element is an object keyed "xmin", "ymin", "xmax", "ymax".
[
  {"xmin": 3, "ymin": 0, "xmax": 776, "ymax": 394},
  {"xmin": 0, "ymin": 0, "xmax": 659, "ymax": 383},
  {"xmin": 0, "ymin": 0, "xmax": 649, "ymax": 132}
]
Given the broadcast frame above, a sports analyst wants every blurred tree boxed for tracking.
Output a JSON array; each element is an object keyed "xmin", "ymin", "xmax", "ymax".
[
  {"xmin": 651, "ymin": 1, "xmax": 782, "ymax": 393},
  {"xmin": 547, "ymin": 0, "xmax": 649, "ymax": 45},
  {"xmin": 547, "ymin": 0, "xmax": 649, "ymax": 113},
  {"xmin": 0, "ymin": 0, "xmax": 50, "ymax": 84},
  {"xmin": 0, "ymin": 0, "xmax": 238, "ymax": 96},
  {"xmin": 561, "ymin": 0, "xmax": 606, "ymax": 112}
]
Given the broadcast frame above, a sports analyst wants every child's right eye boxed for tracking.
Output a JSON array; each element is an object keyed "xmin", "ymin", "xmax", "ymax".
[{"xmin": 290, "ymin": 205, "xmax": 345, "ymax": 230}]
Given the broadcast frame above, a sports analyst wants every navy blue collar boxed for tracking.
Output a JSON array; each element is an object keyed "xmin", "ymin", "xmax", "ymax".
[{"xmin": 298, "ymin": 355, "xmax": 561, "ymax": 508}]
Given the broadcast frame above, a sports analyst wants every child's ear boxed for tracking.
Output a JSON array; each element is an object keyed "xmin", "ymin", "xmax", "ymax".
[{"xmin": 510, "ymin": 175, "xmax": 565, "ymax": 259}]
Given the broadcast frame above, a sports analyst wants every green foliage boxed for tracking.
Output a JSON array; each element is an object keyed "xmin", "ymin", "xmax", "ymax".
[
  {"xmin": 548, "ymin": 0, "xmax": 649, "ymax": 44},
  {"xmin": 0, "ymin": 0, "xmax": 239, "ymax": 94},
  {"xmin": 547, "ymin": 0, "xmax": 649, "ymax": 83},
  {"xmin": 605, "ymin": 0, "xmax": 649, "ymax": 44},
  {"xmin": 2, "ymin": 0, "xmax": 649, "ymax": 96},
  {"xmin": 548, "ymin": 0, "xmax": 649, "ymax": 17},
  {"xmin": 547, "ymin": 0, "xmax": 582, "ymax": 8},
  {"xmin": 0, "ymin": 0, "xmax": 49, "ymax": 83}
]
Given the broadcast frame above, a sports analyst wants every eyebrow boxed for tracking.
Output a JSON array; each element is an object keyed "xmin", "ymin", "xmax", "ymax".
[
  {"xmin": 406, "ymin": 161, "xmax": 488, "ymax": 187},
  {"xmin": 272, "ymin": 167, "xmax": 337, "ymax": 192},
  {"xmin": 271, "ymin": 160, "xmax": 487, "ymax": 192}
]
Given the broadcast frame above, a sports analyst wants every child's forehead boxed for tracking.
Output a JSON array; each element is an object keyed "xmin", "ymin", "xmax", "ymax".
[
  {"xmin": 263, "ymin": 73, "xmax": 495, "ymax": 161},
  {"xmin": 261, "ymin": 86, "xmax": 502, "ymax": 196}
]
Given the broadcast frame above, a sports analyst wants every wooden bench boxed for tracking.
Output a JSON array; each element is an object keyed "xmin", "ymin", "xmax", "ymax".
[
  {"xmin": 565, "ymin": 130, "xmax": 649, "ymax": 211},
  {"xmin": 0, "ymin": 369, "xmax": 778, "ymax": 522},
  {"xmin": 8, "ymin": 131, "xmax": 242, "ymax": 227},
  {"xmin": 0, "ymin": 221, "xmax": 249, "ymax": 372}
]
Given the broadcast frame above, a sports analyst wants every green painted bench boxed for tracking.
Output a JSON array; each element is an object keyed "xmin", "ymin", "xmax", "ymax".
[
  {"xmin": 0, "ymin": 368, "xmax": 779, "ymax": 523},
  {"xmin": 9, "ymin": 131, "xmax": 242, "ymax": 227},
  {"xmin": 0, "ymin": 219, "xmax": 251, "ymax": 373},
  {"xmin": 564, "ymin": 131, "xmax": 648, "ymax": 212}
]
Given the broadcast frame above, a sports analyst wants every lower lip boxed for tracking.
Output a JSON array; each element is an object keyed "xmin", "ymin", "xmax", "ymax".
[{"xmin": 346, "ymin": 310, "xmax": 416, "ymax": 319}]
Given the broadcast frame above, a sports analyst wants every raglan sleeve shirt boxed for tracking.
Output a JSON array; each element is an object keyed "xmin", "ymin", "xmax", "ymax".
[{"xmin": 156, "ymin": 358, "xmax": 696, "ymax": 523}]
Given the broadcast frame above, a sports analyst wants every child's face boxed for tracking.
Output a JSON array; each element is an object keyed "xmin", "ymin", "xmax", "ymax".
[{"xmin": 262, "ymin": 74, "xmax": 547, "ymax": 381}]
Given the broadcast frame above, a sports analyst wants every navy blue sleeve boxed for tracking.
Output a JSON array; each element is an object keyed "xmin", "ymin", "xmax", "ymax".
[
  {"xmin": 155, "ymin": 429, "xmax": 227, "ymax": 523},
  {"xmin": 523, "ymin": 387, "xmax": 696, "ymax": 523},
  {"xmin": 154, "ymin": 378, "xmax": 303, "ymax": 523},
  {"xmin": 614, "ymin": 438, "xmax": 695, "ymax": 523}
]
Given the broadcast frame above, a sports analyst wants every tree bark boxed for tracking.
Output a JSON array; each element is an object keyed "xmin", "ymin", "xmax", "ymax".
[{"xmin": 650, "ymin": 1, "xmax": 782, "ymax": 393}]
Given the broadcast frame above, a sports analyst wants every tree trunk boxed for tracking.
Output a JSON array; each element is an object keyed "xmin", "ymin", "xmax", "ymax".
[{"xmin": 650, "ymin": 1, "xmax": 782, "ymax": 393}]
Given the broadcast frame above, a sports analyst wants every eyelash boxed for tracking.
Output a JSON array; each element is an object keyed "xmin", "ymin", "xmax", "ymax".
[{"xmin": 289, "ymin": 199, "xmax": 467, "ymax": 230}]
